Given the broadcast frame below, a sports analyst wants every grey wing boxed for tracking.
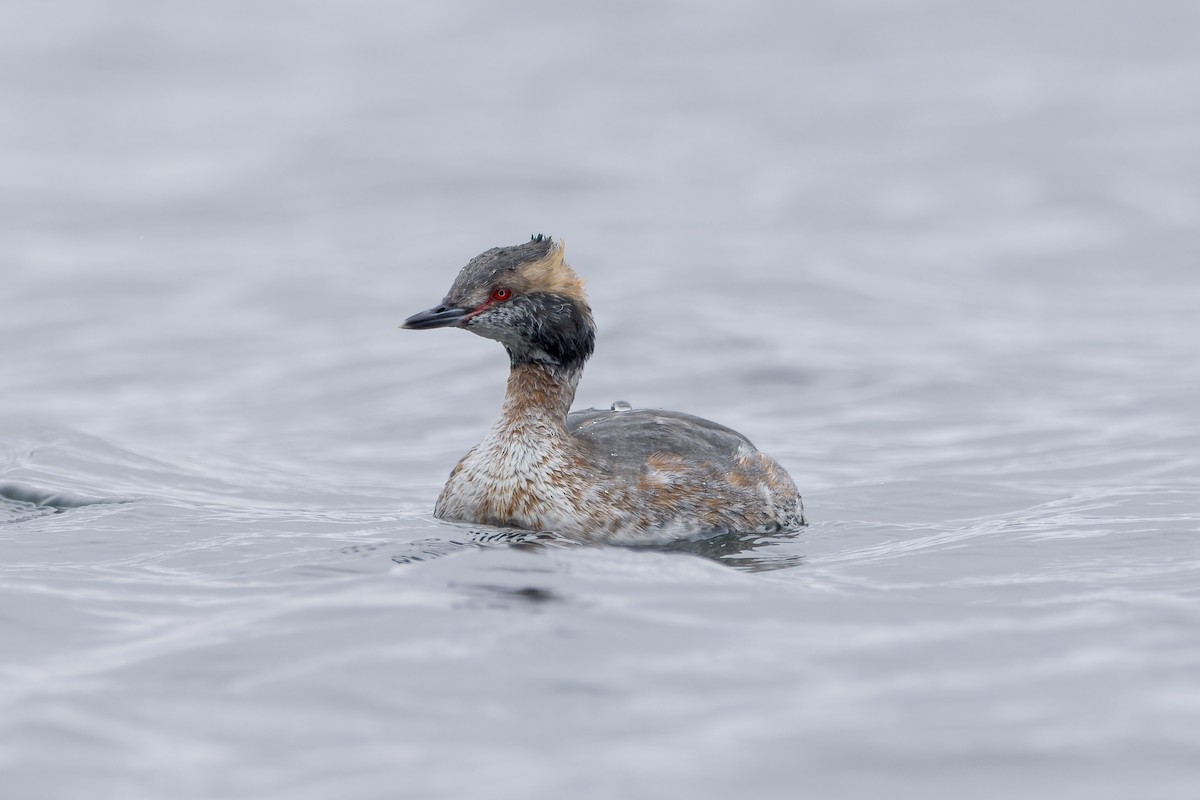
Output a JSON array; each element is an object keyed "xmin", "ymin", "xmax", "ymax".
[
  {"xmin": 567, "ymin": 407, "xmax": 805, "ymax": 532},
  {"xmin": 566, "ymin": 408, "xmax": 757, "ymax": 472}
]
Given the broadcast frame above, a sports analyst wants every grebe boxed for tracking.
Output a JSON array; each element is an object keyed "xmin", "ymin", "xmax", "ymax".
[{"xmin": 402, "ymin": 235, "xmax": 805, "ymax": 542}]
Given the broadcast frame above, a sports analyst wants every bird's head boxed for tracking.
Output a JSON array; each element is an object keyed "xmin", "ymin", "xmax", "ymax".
[{"xmin": 403, "ymin": 235, "xmax": 595, "ymax": 370}]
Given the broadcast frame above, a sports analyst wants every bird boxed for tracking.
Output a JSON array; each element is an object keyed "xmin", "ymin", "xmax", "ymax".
[{"xmin": 402, "ymin": 235, "xmax": 805, "ymax": 543}]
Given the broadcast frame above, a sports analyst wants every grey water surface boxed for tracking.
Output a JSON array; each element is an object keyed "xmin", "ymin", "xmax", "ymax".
[{"xmin": 3, "ymin": 1, "xmax": 1200, "ymax": 798}]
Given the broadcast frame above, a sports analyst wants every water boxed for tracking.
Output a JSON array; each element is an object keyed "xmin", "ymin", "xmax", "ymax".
[{"xmin": 3, "ymin": 1, "xmax": 1199, "ymax": 797}]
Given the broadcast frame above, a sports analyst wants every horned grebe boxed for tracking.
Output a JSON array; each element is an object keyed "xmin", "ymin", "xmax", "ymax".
[{"xmin": 402, "ymin": 235, "xmax": 805, "ymax": 543}]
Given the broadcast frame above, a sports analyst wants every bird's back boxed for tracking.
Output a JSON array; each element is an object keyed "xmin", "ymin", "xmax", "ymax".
[
  {"xmin": 568, "ymin": 408, "xmax": 755, "ymax": 471},
  {"xmin": 566, "ymin": 407, "xmax": 805, "ymax": 537}
]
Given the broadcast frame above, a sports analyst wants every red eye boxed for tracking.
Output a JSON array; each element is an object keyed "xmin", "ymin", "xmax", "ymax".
[{"xmin": 491, "ymin": 287, "xmax": 512, "ymax": 302}]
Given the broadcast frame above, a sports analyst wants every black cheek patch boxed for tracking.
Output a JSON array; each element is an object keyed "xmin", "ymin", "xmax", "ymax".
[{"xmin": 510, "ymin": 294, "xmax": 595, "ymax": 369}]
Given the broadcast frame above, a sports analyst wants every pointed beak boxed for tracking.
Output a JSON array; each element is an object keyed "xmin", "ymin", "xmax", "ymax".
[{"xmin": 401, "ymin": 304, "xmax": 470, "ymax": 330}]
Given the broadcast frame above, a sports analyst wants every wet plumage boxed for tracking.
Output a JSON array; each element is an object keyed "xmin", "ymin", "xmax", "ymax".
[{"xmin": 402, "ymin": 236, "xmax": 805, "ymax": 542}]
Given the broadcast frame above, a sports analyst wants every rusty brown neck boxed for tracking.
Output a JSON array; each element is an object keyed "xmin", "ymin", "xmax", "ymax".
[{"xmin": 497, "ymin": 362, "xmax": 582, "ymax": 431}]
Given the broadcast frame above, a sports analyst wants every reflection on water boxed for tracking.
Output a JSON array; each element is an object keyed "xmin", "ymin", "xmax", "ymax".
[
  {"xmin": 389, "ymin": 528, "xmax": 579, "ymax": 566},
  {"xmin": 629, "ymin": 530, "xmax": 807, "ymax": 573},
  {"xmin": 388, "ymin": 525, "xmax": 805, "ymax": 573},
  {"xmin": 463, "ymin": 584, "xmax": 564, "ymax": 608}
]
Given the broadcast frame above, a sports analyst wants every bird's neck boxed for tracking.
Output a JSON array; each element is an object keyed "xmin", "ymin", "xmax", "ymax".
[{"xmin": 496, "ymin": 362, "xmax": 581, "ymax": 433}]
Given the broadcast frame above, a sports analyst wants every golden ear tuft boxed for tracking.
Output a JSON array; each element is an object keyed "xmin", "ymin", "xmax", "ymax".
[{"xmin": 518, "ymin": 240, "xmax": 588, "ymax": 301}]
